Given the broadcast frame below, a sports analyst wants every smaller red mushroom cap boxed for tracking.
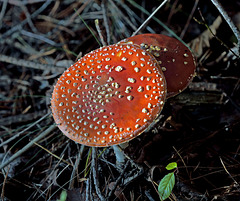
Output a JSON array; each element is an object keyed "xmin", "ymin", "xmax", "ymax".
[
  {"xmin": 120, "ymin": 34, "xmax": 196, "ymax": 98},
  {"xmin": 51, "ymin": 44, "xmax": 166, "ymax": 147}
]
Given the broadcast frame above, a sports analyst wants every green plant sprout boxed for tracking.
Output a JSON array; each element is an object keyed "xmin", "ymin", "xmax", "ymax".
[
  {"xmin": 158, "ymin": 162, "xmax": 177, "ymax": 201},
  {"xmin": 57, "ymin": 190, "xmax": 67, "ymax": 201}
]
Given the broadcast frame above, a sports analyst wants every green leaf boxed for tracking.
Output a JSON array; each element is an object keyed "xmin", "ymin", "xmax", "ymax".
[
  {"xmin": 57, "ymin": 190, "xmax": 67, "ymax": 201},
  {"xmin": 166, "ymin": 162, "xmax": 177, "ymax": 170},
  {"xmin": 158, "ymin": 172, "xmax": 175, "ymax": 200}
]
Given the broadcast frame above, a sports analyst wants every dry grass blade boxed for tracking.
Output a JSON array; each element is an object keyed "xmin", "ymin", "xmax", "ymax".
[
  {"xmin": 210, "ymin": 0, "xmax": 240, "ymax": 56},
  {"xmin": 0, "ymin": 112, "xmax": 51, "ymax": 148},
  {"xmin": 0, "ymin": 125, "xmax": 56, "ymax": 170},
  {"xmin": 69, "ymin": 145, "xmax": 85, "ymax": 189},
  {"xmin": 131, "ymin": 0, "xmax": 169, "ymax": 36},
  {"xmin": 0, "ymin": 0, "xmax": 52, "ymax": 38},
  {"xmin": 34, "ymin": 142, "xmax": 72, "ymax": 166},
  {"xmin": 0, "ymin": 54, "xmax": 65, "ymax": 72},
  {"xmin": 219, "ymin": 157, "xmax": 240, "ymax": 191}
]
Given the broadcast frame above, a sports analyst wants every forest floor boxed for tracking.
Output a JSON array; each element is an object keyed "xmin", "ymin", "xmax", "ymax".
[{"xmin": 0, "ymin": 0, "xmax": 240, "ymax": 200}]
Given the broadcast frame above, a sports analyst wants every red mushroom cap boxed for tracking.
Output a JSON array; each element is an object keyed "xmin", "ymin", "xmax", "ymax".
[
  {"xmin": 51, "ymin": 44, "xmax": 166, "ymax": 147},
  {"xmin": 120, "ymin": 34, "xmax": 196, "ymax": 98}
]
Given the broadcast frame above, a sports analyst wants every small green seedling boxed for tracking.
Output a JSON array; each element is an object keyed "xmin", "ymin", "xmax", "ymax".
[
  {"xmin": 57, "ymin": 190, "xmax": 67, "ymax": 201},
  {"xmin": 158, "ymin": 162, "xmax": 177, "ymax": 200}
]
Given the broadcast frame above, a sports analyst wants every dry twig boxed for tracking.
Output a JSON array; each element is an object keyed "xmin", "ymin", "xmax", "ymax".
[{"xmin": 92, "ymin": 147, "xmax": 106, "ymax": 201}]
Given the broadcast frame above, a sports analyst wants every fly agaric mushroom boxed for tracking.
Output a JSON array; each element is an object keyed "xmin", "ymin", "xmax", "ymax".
[
  {"xmin": 51, "ymin": 44, "xmax": 166, "ymax": 147},
  {"xmin": 120, "ymin": 34, "xmax": 196, "ymax": 98}
]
